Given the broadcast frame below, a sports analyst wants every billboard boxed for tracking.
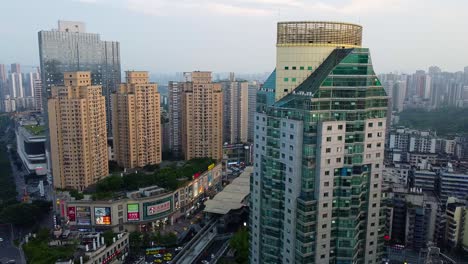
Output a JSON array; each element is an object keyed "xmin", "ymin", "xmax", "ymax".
[
  {"xmin": 127, "ymin": 204, "xmax": 140, "ymax": 221},
  {"xmin": 67, "ymin": 206, "xmax": 76, "ymax": 222},
  {"xmin": 76, "ymin": 206, "xmax": 92, "ymax": 226},
  {"xmin": 143, "ymin": 197, "xmax": 173, "ymax": 220},
  {"xmin": 94, "ymin": 207, "xmax": 112, "ymax": 225}
]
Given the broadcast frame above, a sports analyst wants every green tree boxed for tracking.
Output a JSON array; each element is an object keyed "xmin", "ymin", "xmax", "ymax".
[
  {"xmin": 102, "ymin": 230, "xmax": 115, "ymax": 246},
  {"xmin": 229, "ymin": 228, "xmax": 249, "ymax": 264},
  {"xmin": 129, "ymin": 231, "xmax": 143, "ymax": 256}
]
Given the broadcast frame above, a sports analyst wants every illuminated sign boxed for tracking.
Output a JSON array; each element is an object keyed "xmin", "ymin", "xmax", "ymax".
[
  {"xmin": 94, "ymin": 207, "xmax": 112, "ymax": 225},
  {"xmin": 67, "ymin": 206, "xmax": 76, "ymax": 221},
  {"xmin": 76, "ymin": 206, "xmax": 92, "ymax": 226},
  {"xmin": 143, "ymin": 197, "xmax": 173, "ymax": 220},
  {"xmin": 147, "ymin": 201, "xmax": 171, "ymax": 216},
  {"xmin": 127, "ymin": 204, "xmax": 140, "ymax": 221},
  {"xmin": 208, "ymin": 163, "xmax": 215, "ymax": 171},
  {"xmin": 193, "ymin": 172, "xmax": 201, "ymax": 180}
]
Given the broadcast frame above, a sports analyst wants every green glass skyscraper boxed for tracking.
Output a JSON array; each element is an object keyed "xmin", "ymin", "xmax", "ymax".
[{"xmin": 250, "ymin": 22, "xmax": 388, "ymax": 264}]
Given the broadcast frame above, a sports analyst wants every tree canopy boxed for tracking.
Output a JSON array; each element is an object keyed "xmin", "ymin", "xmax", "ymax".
[
  {"xmin": 397, "ymin": 107, "xmax": 468, "ymax": 136},
  {"xmin": 91, "ymin": 157, "xmax": 216, "ymax": 200}
]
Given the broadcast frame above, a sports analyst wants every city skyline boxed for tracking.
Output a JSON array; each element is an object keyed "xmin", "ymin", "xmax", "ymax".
[{"xmin": 0, "ymin": 0, "xmax": 467, "ymax": 74}]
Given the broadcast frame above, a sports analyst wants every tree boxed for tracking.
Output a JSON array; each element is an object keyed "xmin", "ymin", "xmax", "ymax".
[
  {"xmin": 229, "ymin": 228, "xmax": 249, "ymax": 264},
  {"xmin": 129, "ymin": 231, "xmax": 143, "ymax": 256},
  {"xmin": 103, "ymin": 230, "xmax": 115, "ymax": 246}
]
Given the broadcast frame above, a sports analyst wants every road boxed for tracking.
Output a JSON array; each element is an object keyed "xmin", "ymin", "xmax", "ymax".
[{"xmin": 0, "ymin": 224, "xmax": 23, "ymax": 264}]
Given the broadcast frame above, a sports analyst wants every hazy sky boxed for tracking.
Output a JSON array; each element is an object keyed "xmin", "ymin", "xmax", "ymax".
[{"xmin": 1, "ymin": 0, "xmax": 467, "ymax": 74}]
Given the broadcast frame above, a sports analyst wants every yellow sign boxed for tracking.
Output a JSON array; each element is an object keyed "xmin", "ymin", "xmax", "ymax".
[{"xmin": 208, "ymin": 163, "xmax": 215, "ymax": 171}]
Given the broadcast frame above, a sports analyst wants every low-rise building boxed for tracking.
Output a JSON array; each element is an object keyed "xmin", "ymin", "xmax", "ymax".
[
  {"xmin": 57, "ymin": 163, "xmax": 222, "ymax": 233},
  {"xmin": 15, "ymin": 115, "xmax": 47, "ymax": 175}
]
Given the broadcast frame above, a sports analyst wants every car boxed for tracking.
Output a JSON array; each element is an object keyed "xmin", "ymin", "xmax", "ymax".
[
  {"xmin": 154, "ymin": 259, "xmax": 162, "ymax": 263},
  {"xmin": 175, "ymin": 246, "xmax": 183, "ymax": 251},
  {"xmin": 164, "ymin": 253, "xmax": 172, "ymax": 257},
  {"xmin": 0, "ymin": 238, "xmax": 4, "ymax": 242},
  {"xmin": 201, "ymin": 260, "xmax": 209, "ymax": 264},
  {"xmin": 164, "ymin": 257, "xmax": 172, "ymax": 261},
  {"xmin": 154, "ymin": 254, "xmax": 162, "ymax": 258}
]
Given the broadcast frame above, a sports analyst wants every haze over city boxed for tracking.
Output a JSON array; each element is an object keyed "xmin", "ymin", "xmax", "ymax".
[
  {"xmin": 0, "ymin": 0, "xmax": 467, "ymax": 73},
  {"xmin": 1, "ymin": 1, "xmax": 468, "ymax": 264}
]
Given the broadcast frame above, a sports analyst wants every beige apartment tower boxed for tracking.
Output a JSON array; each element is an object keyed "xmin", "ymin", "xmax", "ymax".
[
  {"xmin": 48, "ymin": 72, "xmax": 109, "ymax": 190},
  {"xmin": 181, "ymin": 71, "xmax": 223, "ymax": 160},
  {"xmin": 112, "ymin": 71, "xmax": 161, "ymax": 169}
]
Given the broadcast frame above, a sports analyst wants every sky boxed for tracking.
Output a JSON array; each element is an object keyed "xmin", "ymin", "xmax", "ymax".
[{"xmin": 0, "ymin": 0, "xmax": 467, "ymax": 74}]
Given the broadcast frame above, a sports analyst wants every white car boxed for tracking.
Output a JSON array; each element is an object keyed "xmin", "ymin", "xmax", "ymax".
[
  {"xmin": 154, "ymin": 254, "xmax": 162, "ymax": 258},
  {"xmin": 175, "ymin": 247, "xmax": 183, "ymax": 251},
  {"xmin": 0, "ymin": 238, "xmax": 4, "ymax": 242}
]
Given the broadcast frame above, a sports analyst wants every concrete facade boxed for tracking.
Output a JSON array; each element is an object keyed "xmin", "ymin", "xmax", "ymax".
[
  {"xmin": 112, "ymin": 71, "xmax": 161, "ymax": 169},
  {"xmin": 48, "ymin": 72, "xmax": 109, "ymax": 190}
]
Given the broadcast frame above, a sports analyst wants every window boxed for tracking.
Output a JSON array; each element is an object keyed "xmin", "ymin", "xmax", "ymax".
[
  {"xmin": 282, "ymin": 122, "xmax": 286, "ymax": 127},
  {"xmin": 375, "ymin": 164, "xmax": 380, "ymax": 168},
  {"xmin": 377, "ymin": 143, "xmax": 381, "ymax": 147},
  {"xmin": 324, "ymin": 181, "xmax": 329, "ymax": 187},
  {"xmin": 284, "ymin": 66, "xmax": 289, "ymax": 70},
  {"xmin": 336, "ymin": 158, "xmax": 341, "ymax": 163},
  {"xmin": 378, "ymin": 121, "xmax": 383, "ymax": 127},
  {"xmin": 372, "ymin": 203, "xmax": 377, "ymax": 208},
  {"xmin": 323, "ymin": 203, "xmax": 328, "ymax": 208},
  {"xmin": 327, "ymin": 126, "xmax": 332, "ymax": 131},
  {"xmin": 308, "ymin": 66, "xmax": 313, "ymax": 70},
  {"xmin": 371, "ymin": 223, "xmax": 375, "ymax": 227},
  {"xmin": 325, "ymin": 171, "xmax": 330, "ymax": 176},
  {"xmin": 300, "ymin": 66, "xmax": 304, "ymax": 70},
  {"xmin": 292, "ymin": 66, "xmax": 297, "ymax": 70},
  {"xmin": 367, "ymin": 144, "xmax": 372, "ymax": 148},
  {"xmin": 322, "ymin": 234, "xmax": 327, "ymax": 238},
  {"xmin": 324, "ymin": 192, "xmax": 329, "ymax": 197},
  {"xmin": 327, "ymin": 137, "xmax": 332, "ymax": 142},
  {"xmin": 337, "ymin": 147, "xmax": 342, "ymax": 152},
  {"xmin": 282, "ymin": 132, "xmax": 286, "ymax": 137},
  {"xmin": 367, "ymin": 133, "xmax": 373, "ymax": 138},
  {"xmin": 321, "ymin": 254, "xmax": 325, "ymax": 259},
  {"xmin": 374, "ymin": 174, "xmax": 379, "ymax": 179},
  {"xmin": 322, "ymin": 224, "xmax": 327, "ymax": 228},
  {"xmin": 284, "ymin": 77, "xmax": 289, "ymax": 82},
  {"xmin": 290, "ymin": 134, "xmax": 294, "ymax": 139},
  {"xmin": 338, "ymin": 136, "xmax": 343, "ymax": 141},
  {"xmin": 376, "ymin": 153, "xmax": 381, "ymax": 158},
  {"xmin": 373, "ymin": 183, "xmax": 378, "ymax": 188},
  {"xmin": 326, "ymin": 148, "xmax": 331, "ymax": 153},
  {"xmin": 292, "ymin": 78, "xmax": 297, "ymax": 82},
  {"xmin": 338, "ymin": 124, "xmax": 343, "ymax": 130},
  {"xmin": 290, "ymin": 123, "xmax": 294, "ymax": 129},
  {"xmin": 326, "ymin": 159, "xmax": 331, "ymax": 164},
  {"xmin": 377, "ymin": 132, "xmax": 383, "ymax": 137},
  {"xmin": 370, "ymin": 232, "xmax": 375, "ymax": 236},
  {"xmin": 288, "ymin": 178, "xmax": 292, "ymax": 183}
]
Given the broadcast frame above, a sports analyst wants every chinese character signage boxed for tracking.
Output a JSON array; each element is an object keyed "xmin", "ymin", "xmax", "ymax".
[
  {"xmin": 143, "ymin": 197, "xmax": 173, "ymax": 220},
  {"xmin": 67, "ymin": 206, "xmax": 76, "ymax": 221},
  {"xmin": 127, "ymin": 204, "xmax": 140, "ymax": 221}
]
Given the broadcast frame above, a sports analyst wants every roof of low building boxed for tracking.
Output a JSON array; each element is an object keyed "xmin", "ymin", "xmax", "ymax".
[{"xmin": 204, "ymin": 166, "xmax": 253, "ymax": 215}]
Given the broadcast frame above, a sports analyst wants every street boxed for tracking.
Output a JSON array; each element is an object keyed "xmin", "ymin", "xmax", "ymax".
[{"xmin": 0, "ymin": 224, "xmax": 22, "ymax": 264}]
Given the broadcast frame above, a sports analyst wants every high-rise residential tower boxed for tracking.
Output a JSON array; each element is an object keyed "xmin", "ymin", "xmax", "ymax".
[
  {"xmin": 112, "ymin": 71, "xmax": 161, "ymax": 169},
  {"xmin": 38, "ymin": 20, "xmax": 120, "ymax": 136},
  {"xmin": 250, "ymin": 22, "xmax": 388, "ymax": 264},
  {"xmin": 10, "ymin": 63, "xmax": 21, "ymax": 74},
  {"xmin": 48, "ymin": 72, "xmax": 108, "ymax": 190},
  {"xmin": 221, "ymin": 74, "xmax": 249, "ymax": 144},
  {"xmin": 168, "ymin": 81, "xmax": 184, "ymax": 159},
  {"xmin": 181, "ymin": 71, "xmax": 223, "ymax": 160},
  {"xmin": 247, "ymin": 81, "xmax": 259, "ymax": 142}
]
